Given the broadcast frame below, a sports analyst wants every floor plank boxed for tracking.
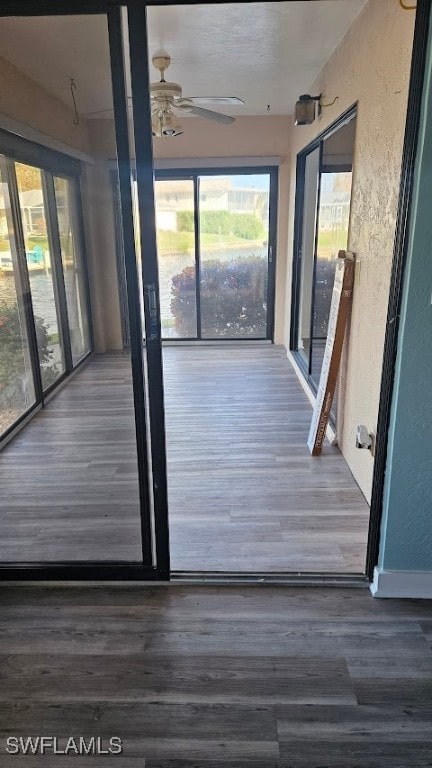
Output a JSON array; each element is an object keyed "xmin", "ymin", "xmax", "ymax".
[
  {"xmin": 0, "ymin": 586, "xmax": 431, "ymax": 767},
  {"xmin": 0, "ymin": 345, "xmax": 370, "ymax": 571}
]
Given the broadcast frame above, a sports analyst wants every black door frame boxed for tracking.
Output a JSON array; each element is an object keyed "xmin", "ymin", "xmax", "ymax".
[
  {"xmin": 147, "ymin": 165, "xmax": 278, "ymax": 342},
  {"xmin": 366, "ymin": 0, "xmax": 431, "ymax": 579},
  {"xmin": 0, "ymin": 4, "xmax": 169, "ymax": 580},
  {"xmin": 289, "ymin": 106, "xmax": 356, "ymax": 433},
  {"xmin": 0, "ymin": 0, "xmax": 429, "ymax": 582},
  {"xmin": 290, "ymin": 104, "xmax": 356, "ymax": 388}
]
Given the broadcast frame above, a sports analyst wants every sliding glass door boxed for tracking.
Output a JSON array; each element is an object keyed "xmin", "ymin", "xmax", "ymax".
[
  {"xmin": 291, "ymin": 111, "xmax": 356, "ymax": 418},
  {"xmin": 199, "ymin": 173, "xmax": 271, "ymax": 339},
  {"xmin": 0, "ymin": 6, "xmax": 162, "ymax": 576},
  {"xmin": 310, "ymin": 169, "xmax": 353, "ymax": 386},
  {"xmin": 0, "ymin": 158, "xmax": 36, "ymax": 437},
  {"xmin": 54, "ymin": 176, "xmax": 92, "ymax": 365},
  {"xmin": 15, "ymin": 162, "xmax": 66, "ymax": 390},
  {"xmin": 296, "ymin": 146, "xmax": 320, "ymax": 367},
  {"xmin": 0, "ymin": 154, "xmax": 92, "ymax": 442},
  {"xmin": 155, "ymin": 178, "xmax": 197, "ymax": 338},
  {"xmin": 152, "ymin": 168, "xmax": 276, "ymax": 341}
]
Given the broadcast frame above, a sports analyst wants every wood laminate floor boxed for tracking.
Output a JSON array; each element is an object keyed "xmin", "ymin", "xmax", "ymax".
[
  {"xmin": 165, "ymin": 345, "xmax": 369, "ymax": 572},
  {"xmin": 0, "ymin": 345, "xmax": 369, "ymax": 571},
  {"xmin": 0, "ymin": 585, "xmax": 432, "ymax": 767}
]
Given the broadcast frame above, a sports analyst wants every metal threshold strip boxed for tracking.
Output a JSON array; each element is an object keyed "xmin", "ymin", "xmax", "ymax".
[
  {"xmin": 0, "ymin": 569, "xmax": 369, "ymax": 587},
  {"xmin": 170, "ymin": 571, "xmax": 370, "ymax": 587}
]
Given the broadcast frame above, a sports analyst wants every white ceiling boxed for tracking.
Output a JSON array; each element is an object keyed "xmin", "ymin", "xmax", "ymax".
[{"xmin": 0, "ymin": 1, "xmax": 367, "ymax": 118}]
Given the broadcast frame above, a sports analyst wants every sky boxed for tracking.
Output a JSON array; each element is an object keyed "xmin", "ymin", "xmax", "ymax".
[{"xmin": 212, "ymin": 174, "xmax": 270, "ymax": 190}]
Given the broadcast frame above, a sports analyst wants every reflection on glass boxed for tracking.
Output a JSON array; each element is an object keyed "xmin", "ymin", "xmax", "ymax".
[
  {"xmin": 15, "ymin": 162, "xmax": 65, "ymax": 389},
  {"xmin": 54, "ymin": 176, "xmax": 91, "ymax": 364},
  {"xmin": 199, "ymin": 174, "xmax": 270, "ymax": 339},
  {"xmin": 132, "ymin": 179, "xmax": 145, "ymax": 338},
  {"xmin": 0, "ymin": 158, "xmax": 36, "ymax": 436},
  {"xmin": 154, "ymin": 179, "xmax": 197, "ymax": 338},
  {"xmin": 297, "ymin": 147, "xmax": 320, "ymax": 364},
  {"xmin": 310, "ymin": 171, "xmax": 352, "ymax": 386}
]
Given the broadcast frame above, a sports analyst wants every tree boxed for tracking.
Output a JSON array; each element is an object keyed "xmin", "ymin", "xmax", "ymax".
[
  {"xmin": 15, "ymin": 164, "xmax": 41, "ymax": 192},
  {"xmin": 0, "ymin": 301, "xmax": 57, "ymax": 396}
]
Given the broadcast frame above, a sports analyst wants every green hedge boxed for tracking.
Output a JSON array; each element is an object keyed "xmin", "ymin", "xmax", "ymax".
[
  {"xmin": 176, "ymin": 210, "xmax": 194, "ymax": 233},
  {"xmin": 176, "ymin": 210, "xmax": 265, "ymax": 240}
]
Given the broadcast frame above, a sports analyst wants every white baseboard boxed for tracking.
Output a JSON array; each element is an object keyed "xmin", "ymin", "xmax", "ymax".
[{"xmin": 370, "ymin": 567, "xmax": 432, "ymax": 598}]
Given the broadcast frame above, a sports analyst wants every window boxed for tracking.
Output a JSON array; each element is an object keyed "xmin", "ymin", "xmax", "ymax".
[
  {"xmin": 291, "ymin": 111, "xmax": 356, "ymax": 421},
  {"xmin": 0, "ymin": 157, "xmax": 36, "ymax": 437},
  {"xmin": 54, "ymin": 176, "xmax": 91, "ymax": 365},
  {"xmin": 0, "ymin": 133, "xmax": 92, "ymax": 442},
  {"xmin": 119, "ymin": 168, "xmax": 277, "ymax": 343},
  {"xmin": 16, "ymin": 162, "xmax": 66, "ymax": 390}
]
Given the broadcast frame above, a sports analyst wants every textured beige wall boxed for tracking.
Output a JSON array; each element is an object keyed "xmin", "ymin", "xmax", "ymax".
[
  {"xmin": 0, "ymin": 58, "xmax": 121, "ymax": 353},
  {"xmin": 82, "ymin": 161, "xmax": 123, "ymax": 352},
  {"xmin": 153, "ymin": 115, "xmax": 290, "ymax": 161},
  {"xmin": 0, "ymin": 55, "xmax": 121, "ymax": 352},
  {"xmin": 85, "ymin": 121, "xmax": 123, "ymax": 352},
  {"xmin": 285, "ymin": 0, "xmax": 415, "ymax": 500},
  {"xmin": 0, "ymin": 54, "xmax": 91, "ymax": 153}
]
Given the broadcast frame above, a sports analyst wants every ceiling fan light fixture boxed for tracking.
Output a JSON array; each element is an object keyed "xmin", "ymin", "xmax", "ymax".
[
  {"xmin": 151, "ymin": 112, "xmax": 162, "ymax": 137},
  {"xmin": 162, "ymin": 124, "xmax": 183, "ymax": 137},
  {"xmin": 162, "ymin": 111, "xmax": 182, "ymax": 136},
  {"xmin": 152, "ymin": 110, "xmax": 183, "ymax": 138},
  {"xmin": 150, "ymin": 53, "xmax": 241, "ymax": 133}
]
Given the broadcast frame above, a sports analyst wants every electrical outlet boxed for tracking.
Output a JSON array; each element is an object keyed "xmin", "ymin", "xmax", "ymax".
[{"xmin": 356, "ymin": 424, "xmax": 375, "ymax": 454}]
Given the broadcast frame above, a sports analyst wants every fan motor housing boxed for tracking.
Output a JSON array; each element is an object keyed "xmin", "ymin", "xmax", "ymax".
[{"xmin": 150, "ymin": 81, "xmax": 182, "ymax": 101}]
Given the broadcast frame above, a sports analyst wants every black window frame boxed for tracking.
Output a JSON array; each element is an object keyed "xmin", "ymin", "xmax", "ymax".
[
  {"xmin": 290, "ymin": 105, "xmax": 357, "ymax": 409},
  {"xmin": 114, "ymin": 164, "xmax": 278, "ymax": 344},
  {"xmin": 0, "ymin": 129, "xmax": 94, "ymax": 446}
]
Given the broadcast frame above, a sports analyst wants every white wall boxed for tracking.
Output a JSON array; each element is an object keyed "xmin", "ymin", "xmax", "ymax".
[{"xmin": 0, "ymin": 54, "xmax": 91, "ymax": 154}]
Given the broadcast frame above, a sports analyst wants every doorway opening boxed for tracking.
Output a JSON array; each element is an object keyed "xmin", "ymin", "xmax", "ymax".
[
  {"xmin": 0, "ymin": 0, "xmax": 424, "ymax": 581},
  {"xmin": 0, "ymin": 9, "xmax": 161, "ymax": 575}
]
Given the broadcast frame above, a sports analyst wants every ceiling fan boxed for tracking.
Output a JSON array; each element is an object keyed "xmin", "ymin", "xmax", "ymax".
[{"xmin": 150, "ymin": 55, "xmax": 244, "ymax": 137}]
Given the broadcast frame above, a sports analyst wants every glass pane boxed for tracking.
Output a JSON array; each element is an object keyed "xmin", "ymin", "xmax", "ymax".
[
  {"xmin": 15, "ymin": 162, "xmax": 65, "ymax": 389},
  {"xmin": 199, "ymin": 174, "xmax": 270, "ymax": 339},
  {"xmin": 297, "ymin": 146, "xmax": 320, "ymax": 366},
  {"xmin": 155, "ymin": 179, "xmax": 197, "ymax": 338},
  {"xmin": 0, "ymin": 159, "xmax": 36, "ymax": 436},
  {"xmin": 310, "ymin": 170, "xmax": 353, "ymax": 387},
  {"xmin": 132, "ymin": 178, "xmax": 145, "ymax": 339},
  {"xmin": 54, "ymin": 176, "xmax": 91, "ymax": 365},
  {"xmin": 0, "ymin": 13, "xmax": 146, "ymax": 565}
]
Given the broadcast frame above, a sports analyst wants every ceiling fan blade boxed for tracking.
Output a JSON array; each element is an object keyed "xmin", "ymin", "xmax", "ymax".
[
  {"xmin": 182, "ymin": 96, "xmax": 244, "ymax": 106},
  {"xmin": 186, "ymin": 106, "xmax": 235, "ymax": 124}
]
